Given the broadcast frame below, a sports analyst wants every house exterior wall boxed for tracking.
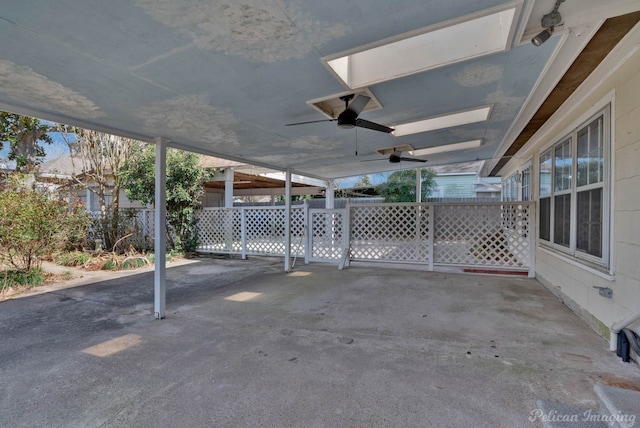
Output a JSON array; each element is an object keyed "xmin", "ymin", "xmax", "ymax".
[
  {"xmin": 432, "ymin": 174, "xmax": 477, "ymax": 198},
  {"xmin": 502, "ymin": 45, "xmax": 640, "ymax": 339},
  {"xmin": 72, "ymin": 188, "xmax": 146, "ymax": 211}
]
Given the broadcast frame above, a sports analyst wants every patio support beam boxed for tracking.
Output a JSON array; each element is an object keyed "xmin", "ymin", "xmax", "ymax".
[
  {"xmin": 284, "ymin": 170, "xmax": 292, "ymax": 272},
  {"xmin": 325, "ymin": 181, "xmax": 335, "ymax": 209},
  {"xmin": 224, "ymin": 168, "xmax": 234, "ymax": 208},
  {"xmin": 153, "ymin": 138, "xmax": 167, "ymax": 320}
]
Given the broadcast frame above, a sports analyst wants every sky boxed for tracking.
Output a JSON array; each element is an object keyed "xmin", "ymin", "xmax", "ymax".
[
  {"xmin": 0, "ymin": 132, "xmax": 70, "ymax": 168},
  {"xmin": 335, "ymin": 172, "xmax": 389, "ymax": 188}
]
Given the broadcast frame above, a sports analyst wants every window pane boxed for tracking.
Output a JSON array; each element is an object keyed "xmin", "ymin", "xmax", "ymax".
[
  {"xmin": 577, "ymin": 188, "xmax": 602, "ymax": 257},
  {"xmin": 540, "ymin": 151, "xmax": 552, "ymax": 197},
  {"xmin": 577, "ymin": 116, "xmax": 604, "ymax": 187},
  {"xmin": 554, "ymin": 194, "xmax": 571, "ymax": 247},
  {"xmin": 521, "ymin": 167, "xmax": 530, "ymax": 201},
  {"xmin": 554, "ymin": 139, "xmax": 572, "ymax": 192},
  {"xmin": 540, "ymin": 197, "xmax": 551, "ymax": 241}
]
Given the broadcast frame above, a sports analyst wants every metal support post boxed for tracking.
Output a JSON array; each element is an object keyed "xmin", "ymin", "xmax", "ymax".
[{"xmin": 153, "ymin": 138, "xmax": 167, "ymax": 319}]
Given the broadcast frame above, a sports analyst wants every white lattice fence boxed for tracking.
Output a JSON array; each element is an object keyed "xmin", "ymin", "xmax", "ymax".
[
  {"xmin": 244, "ymin": 207, "xmax": 284, "ymax": 255},
  {"xmin": 433, "ymin": 202, "xmax": 531, "ymax": 268},
  {"xmin": 309, "ymin": 209, "xmax": 345, "ymax": 261},
  {"xmin": 291, "ymin": 207, "xmax": 306, "ymax": 257},
  {"xmin": 197, "ymin": 208, "xmax": 242, "ymax": 253},
  {"xmin": 192, "ymin": 202, "xmax": 532, "ymax": 271},
  {"xmin": 501, "ymin": 203, "xmax": 532, "ymax": 267},
  {"xmin": 196, "ymin": 206, "xmax": 305, "ymax": 256},
  {"xmin": 349, "ymin": 204, "xmax": 432, "ymax": 263}
]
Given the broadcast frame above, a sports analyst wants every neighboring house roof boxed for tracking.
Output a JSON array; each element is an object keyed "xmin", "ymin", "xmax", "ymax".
[
  {"xmin": 37, "ymin": 155, "xmax": 80, "ymax": 177},
  {"xmin": 474, "ymin": 181, "xmax": 502, "ymax": 193}
]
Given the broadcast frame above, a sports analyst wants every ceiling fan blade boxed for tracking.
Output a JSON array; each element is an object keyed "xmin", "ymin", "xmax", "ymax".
[
  {"xmin": 355, "ymin": 118, "xmax": 394, "ymax": 133},
  {"xmin": 400, "ymin": 156, "xmax": 428, "ymax": 163},
  {"xmin": 285, "ymin": 119, "xmax": 336, "ymax": 126},
  {"xmin": 347, "ymin": 95, "xmax": 370, "ymax": 116}
]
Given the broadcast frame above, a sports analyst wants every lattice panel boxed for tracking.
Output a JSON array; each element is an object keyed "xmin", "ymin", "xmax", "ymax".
[
  {"xmin": 244, "ymin": 208, "xmax": 286, "ymax": 255},
  {"xmin": 433, "ymin": 203, "xmax": 530, "ymax": 267},
  {"xmin": 197, "ymin": 208, "xmax": 242, "ymax": 253},
  {"xmin": 349, "ymin": 204, "xmax": 431, "ymax": 263},
  {"xmin": 310, "ymin": 210, "xmax": 345, "ymax": 261},
  {"xmin": 501, "ymin": 203, "xmax": 531, "ymax": 267}
]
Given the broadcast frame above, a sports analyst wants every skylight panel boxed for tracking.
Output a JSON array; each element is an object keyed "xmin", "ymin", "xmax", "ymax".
[
  {"xmin": 325, "ymin": 7, "xmax": 516, "ymax": 89},
  {"xmin": 393, "ymin": 106, "xmax": 491, "ymax": 137},
  {"xmin": 409, "ymin": 140, "xmax": 482, "ymax": 157}
]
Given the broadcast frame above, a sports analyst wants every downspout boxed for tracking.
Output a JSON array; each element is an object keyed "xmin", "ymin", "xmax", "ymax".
[{"xmin": 610, "ymin": 312, "xmax": 640, "ymax": 351}]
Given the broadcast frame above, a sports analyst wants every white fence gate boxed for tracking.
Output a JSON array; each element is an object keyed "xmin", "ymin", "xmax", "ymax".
[{"xmin": 308, "ymin": 209, "xmax": 346, "ymax": 262}]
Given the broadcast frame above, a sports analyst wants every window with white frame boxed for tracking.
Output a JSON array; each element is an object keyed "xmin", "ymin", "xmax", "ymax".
[
  {"xmin": 502, "ymin": 173, "xmax": 518, "ymax": 201},
  {"xmin": 538, "ymin": 105, "xmax": 609, "ymax": 267}
]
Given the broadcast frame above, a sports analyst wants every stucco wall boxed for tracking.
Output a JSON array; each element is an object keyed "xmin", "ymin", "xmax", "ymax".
[{"xmin": 529, "ymin": 47, "xmax": 640, "ymax": 336}]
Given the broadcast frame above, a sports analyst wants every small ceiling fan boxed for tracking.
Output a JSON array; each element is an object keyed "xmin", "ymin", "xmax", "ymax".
[
  {"xmin": 285, "ymin": 94, "xmax": 394, "ymax": 133},
  {"xmin": 363, "ymin": 149, "xmax": 427, "ymax": 164}
]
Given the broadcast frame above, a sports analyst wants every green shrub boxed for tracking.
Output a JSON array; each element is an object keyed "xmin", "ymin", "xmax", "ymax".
[
  {"xmin": 123, "ymin": 257, "xmax": 149, "ymax": 269},
  {"xmin": 1, "ymin": 268, "xmax": 44, "ymax": 290},
  {"xmin": 102, "ymin": 259, "xmax": 117, "ymax": 270},
  {"xmin": 55, "ymin": 251, "xmax": 93, "ymax": 267},
  {"xmin": 0, "ymin": 181, "xmax": 91, "ymax": 271}
]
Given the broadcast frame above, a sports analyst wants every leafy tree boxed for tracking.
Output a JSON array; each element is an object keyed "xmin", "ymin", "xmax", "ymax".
[
  {"xmin": 120, "ymin": 144, "xmax": 211, "ymax": 252},
  {"xmin": 354, "ymin": 175, "xmax": 372, "ymax": 187},
  {"xmin": 376, "ymin": 168, "xmax": 437, "ymax": 203},
  {"xmin": 0, "ymin": 112, "xmax": 55, "ymax": 170},
  {"xmin": 58, "ymin": 127, "xmax": 136, "ymax": 251}
]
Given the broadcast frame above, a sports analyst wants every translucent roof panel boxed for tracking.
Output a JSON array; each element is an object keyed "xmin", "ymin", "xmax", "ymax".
[
  {"xmin": 393, "ymin": 106, "xmax": 492, "ymax": 137},
  {"xmin": 326, "ymin": 7, "xmax": 516, "ymax": 89},
  {"xmin": 410, "ymin": 139, "xmax": 482, "ymax": 157}
]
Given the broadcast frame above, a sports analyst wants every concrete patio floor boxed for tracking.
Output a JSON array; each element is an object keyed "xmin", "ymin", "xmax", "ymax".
[{"xmin": 1, "ymin": 257, "xmax": 639, "ymax": 427}]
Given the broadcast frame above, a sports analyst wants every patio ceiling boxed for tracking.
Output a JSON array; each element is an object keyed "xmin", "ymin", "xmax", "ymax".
[{"xmin": 1, "ymin": 0, "xmax": 639, "ymax": 180}]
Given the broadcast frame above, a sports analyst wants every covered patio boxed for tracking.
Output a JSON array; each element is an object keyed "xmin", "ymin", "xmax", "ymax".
[
  {"xmin": 1, "ymin": 258, "xmax": 639, "ymax": 427},
  {"xmin": 2, "ymin": 1, "xmax": 640, "ymax": 422}
]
